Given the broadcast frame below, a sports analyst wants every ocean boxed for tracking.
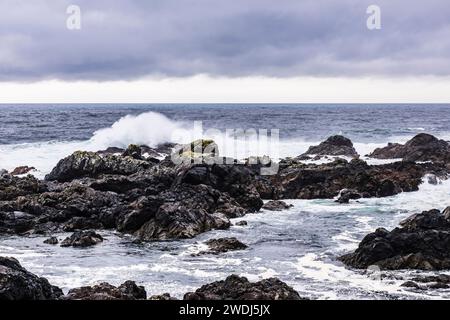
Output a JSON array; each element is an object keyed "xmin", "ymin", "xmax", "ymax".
[{"xmin": 1, "ymin": 104, "xmax": 450, "ymax": 299}]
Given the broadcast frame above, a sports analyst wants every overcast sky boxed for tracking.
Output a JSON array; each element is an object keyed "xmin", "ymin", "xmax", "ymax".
[{"xmin": 1, "ymin": 0, "xmax": 450, "ymax": 102}]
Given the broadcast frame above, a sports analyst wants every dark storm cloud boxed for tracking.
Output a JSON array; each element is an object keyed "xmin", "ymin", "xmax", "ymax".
[{"xmin": 1, "ymin": 0, "xmax": 449, "ymax": 81}]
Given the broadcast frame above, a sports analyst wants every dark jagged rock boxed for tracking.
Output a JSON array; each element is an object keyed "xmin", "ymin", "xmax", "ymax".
[
  {"xmin": 63, "ymin": 281, "xmax": 146, "ymax": 300},
  {"xmin": 302, "ymin": 135, "xmax": 359, "ymax": 158},
  {"xmin": 183, "ymin": 275, "xmax": 303, "ymax": 300},
  {"xmin": 235, "ymin": 221, "xmax": 248, "ymax": 226},
  {"xmin": 0, "ymin": 256, "xmax": 63, "ymax": 300},
  {"xmin": 45, "ymin": 151, "xmax": 153, "ymax": 182},
  {"xmin": 43, "ymin": 236, "xmax": 59, "ymax": 245},
  {"xmin": 340, "ymin": 208, "xmax": 450, "ymax": 270},
  {"xmin": 10, "ymin": 166, "xmax": 36, "ymax": 176},
  {"xmin": 0, "ymin": 174, "xmax": 47, "ymax": 201},
  {"xmin": 0, "ymin": 211, "xmax": 36, "ymax": 234},
  {"xmin": 369, "ymin": 133, "xmax": 450, "ymax": 162},
  {"xmin": 133, "ymin": 184, "xmax": 233, "ymax": 240},
  {"xmin": 203, "ymin": 237, "xmax": 248, "ymax": 254},
  {"xmin": 60, "ymin": 231, "xmax": 103, "ymax": 247},
  {"xmin": 402, "ymin": 274, "xmax": 450, "ymax": 290},
  {"xmin": 178, "ymin": 164, "xmax": 263, "ymax": 213},
  {"xmin": 256, "ymin": 159, "xmax": 443, "ymax": 200},
  {"xmin": 262, "ymin": 200, "xmax": 293, "ymax": 211},
  {"xmin": 122, "ymin": 144, "xmax": 142, "ymax": 159},
  {"xmin": 149, "ymin": 293, "xmax": 176, "ymax": 300},
  {"xmin": 335, "ymin": 189, "xmax": 362, "ymax": 204}
]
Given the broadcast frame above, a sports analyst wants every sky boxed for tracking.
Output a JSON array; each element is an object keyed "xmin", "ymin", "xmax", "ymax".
[{"xmin": 1, "ymin": 0, "xmax": 450, "ymax": 102}]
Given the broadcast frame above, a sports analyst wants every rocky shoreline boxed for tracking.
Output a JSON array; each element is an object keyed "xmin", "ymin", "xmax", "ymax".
[{"xmin": 2, "ymin": 133, "xmax": 450, "ymax": 299}]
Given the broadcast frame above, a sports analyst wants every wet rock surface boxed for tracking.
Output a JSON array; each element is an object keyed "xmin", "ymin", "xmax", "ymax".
[
  {"xmin": 256, "ymin": 158, "xmax": 445, "ymax": 200},
  {"xmin": 369, "ymin": 133, "xmax": 450, "ymax": 162},
  {"xmin": 335, "ymin": 189, "xmax": 362, "ymax": 204},
  {"xmin": 302, "ymin": 135, "xmax": 359, "ymax": 158},
  {"xmin": 340, "ymin": 208, "xmax": 450, "ymax": 270},
  {"xmin": 10, "ymin": 166, "xmax": 36, "ymax": 176},
  {"xmin": 183, "ymin": 275, "xmax": 304, "ymax": 300},
  {"xmin": 60, "ymin": 231, "xmax": 104, "ymax": 247},
  {"xmin": 63, "ymin": 281, "xmax": 147, "ymax": 300},
  {"xmin": 203, "ymin": 237, "xmax": 248, "ymax": 254},
  {"xmin": 1, "ymin": 136, "xmax": 449, "ymax": 243},
  {"xmin": 0, "ymin": 257, "xmax": 63, "ymax": 300},
  {"xmin": 262, "ymin": 200, "xmax": 293, "ymax": 211},
  {"xmin": 43, "ymin": 236, "xmax": 59, "ymax": 245}
]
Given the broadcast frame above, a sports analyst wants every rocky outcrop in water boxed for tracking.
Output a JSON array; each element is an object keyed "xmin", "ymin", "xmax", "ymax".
[
  {"xmin": 45, "ymin": 151, "xmax": 153, "ymax": 182},
  {"xmin": 335, "ymin": 189, "xmax": 362, "ymax": 204},
  {"xmin": 369, "ymin": 133, "xmax": 450, "ymax": 162},
  {"xmin": 401, "ymin": 274, "xmax": 450, "ymax": 290},
  {"xmin": 340, "ymin": 208, "xmax": 450, "ymax": 270},
  {"xmin": 63, "ymin": 281, "xmax": 147, "ymax": 300},
  {"xmin": 256, "ymin": 158, "xmax": 444, "ymax": 200},
  {"xmin": 262, "ymin": 200, "xmax": 293, "ymax": 211},
  {"xmin": 0, "ymin": 257, "xmax": 63, "ymax": 300},
  {"xmin": 1, "ymin": 136, "xmax": 449, "ymax": 242},
  {"xmin": 10, "ymin": 166, "xmax": 36, "ymax": 176},
  {"xmin": 302, "ymin": 135, "xmax": 359, "ymax": 158},
  {"xmin": 60, "ymin": 231, "xmax": 104, "ymax": 247},
  {"xmin": 202, "ymin": 237, "xmax": 248, "ymax": 254},
  {"xmin": 0, "ymin": 141, "xmax": 263, "ymax": 240},
  {"xmin": 0, "ymin": 173, "xmax": 47, "ymax": 201},
  {"xmin": 183, "ymin": 275, "xmax": 303, "ymax": 300}
]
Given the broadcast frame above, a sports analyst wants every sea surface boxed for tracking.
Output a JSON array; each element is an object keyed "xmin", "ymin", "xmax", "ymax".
[{"xmin": 1, "ymin": 104, "xmax": 450, "ymax": 299}]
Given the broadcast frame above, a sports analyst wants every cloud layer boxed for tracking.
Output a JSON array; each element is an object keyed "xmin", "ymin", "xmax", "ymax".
[{"xmin": 1, "ymin": 0, "xmax": 449, "ymax": 81}]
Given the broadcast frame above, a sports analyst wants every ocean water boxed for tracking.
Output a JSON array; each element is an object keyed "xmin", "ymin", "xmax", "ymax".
[{"xmin": 1, "ymin": 104, "xmax": 450, "ymax": 299}]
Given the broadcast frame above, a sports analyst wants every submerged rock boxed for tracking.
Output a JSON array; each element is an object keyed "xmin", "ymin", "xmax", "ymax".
[
  {"xmin": 43, "ymin": 236, "xmax": 59, "ymax": 245},
  {"xmin": 0, "ymin": 256, "xmax": 63, "ymax": 300},
  {"xmin": 369, "ymin": 133, "xmax": 450, "ymax": 162},
  {"xmin": 60, "ymin": 230, "xmax": 103, "ymax": 247},
  {"xmin": 183, "ymin": 275, "xmax": 303, "ymax": 300},
  {"xmin": 302, "ymin": 135, "xmax": 359, "ymax": 158},
  {"xmin": 63, "ymin": 281, "xmax": 146, "ymax": 300},
  {"xmin": 262, "ymin": 200, "xmax": 293, "ymax": 211},
  {"xmin": 340, "ymin": 208, "xmax": 450, "ymax": 270}
]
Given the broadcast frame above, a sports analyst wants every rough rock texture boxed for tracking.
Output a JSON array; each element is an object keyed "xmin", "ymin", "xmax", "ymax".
[
  {"xmin": 63, "ymin": 281, "xmax": 146, "ymax": 300},
  {"xmin": 45, "ymin": 151, "xmax": 153, "ymax": 182},
  {"xmin": 340, "ymin": 208, "xmax": 450, "ymax": 270},
  {"xmin": 369, "ymin": 133, "xmax": 450, "ymax": 162},
  {"xmin": 184, "ymin": 275, "xmax": 303, "ymax": 300},
  {"xmin": 149, "ymin": 293, "xmax": 176, "ymax": 300},
  {"xmin": 255, "ymin": 158, "xmax": 444, "ymax": 200},
  {"xmin": 10, "ymin": 166, "xmax": 36, "ymax": 176},
  {"xmin": 0, "ymin": 257, "xmax": 63, "ymax": 300},
  {"xmin": 262, "ymin": 200, "xmax": 293, "ymax": 211},
  {"xmin": 402, "ymin": 274, "xmax": 450, "ymax": 290},
  {"xmin": 178, "ymin": 164, "xmax": 263, "ymax": 213},
  {"xmin": 335, "ymin": 189, "xmax": 362, "ymax": 204},
  {"xmin": 60, "ymin": 231, "xmax": 103, "ymax": 247},
  {"xmin": 302, "ymin": 135, "xmax": 359, "ymax": 157},
  {"xmin": 0, "ymin": 173, "xmax": 47, "ymax": 201},
  {"xmin": 43, "ymin": 236, "xmax": 59, "ymax": 245},
  {"xmin": 203, "ymin": 237, "xmax": 248, "ymax": 254}
]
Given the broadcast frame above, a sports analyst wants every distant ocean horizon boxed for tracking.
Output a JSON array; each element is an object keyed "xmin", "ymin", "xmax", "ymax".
[{"xmin": 1, "ymin": 103, "xmax": 450, "ymax": 177}]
